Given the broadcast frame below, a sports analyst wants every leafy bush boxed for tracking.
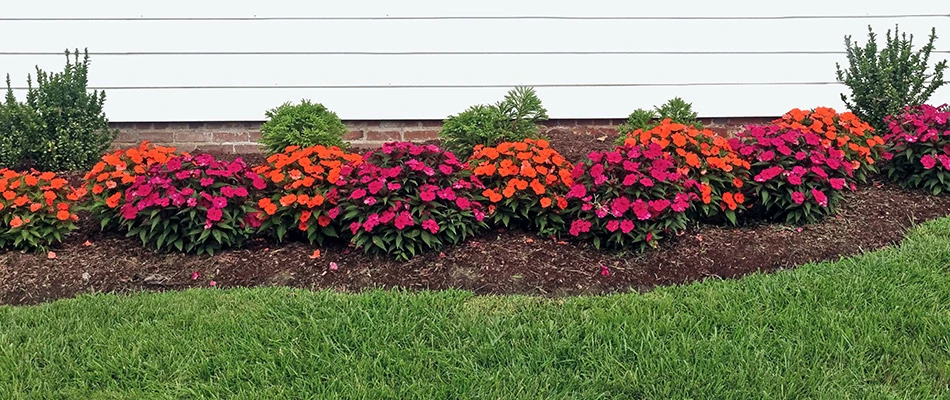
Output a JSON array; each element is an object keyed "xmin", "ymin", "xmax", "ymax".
[
  {"xmin": 880, "ymin": 104, "xmax": 950, "ymax": 194},
  {"xmin": 0, "ymin": 169, "xmax": 85, "ymax": 250},
  {"xmin": 339, "ymin": 142, "xmax": 487, "ymax": 260},
  {"xmin": 564, "ymin": 143, "xmax": 696, "ymax": 250},
  {"xmin": 773, "ymin": 107, "xmax": 885, "ymax": 182},
  {"xmin": 259, "ymin": 100, "xmax": 349, "ymax": 155},
  {"xmin": 440, "ymin": 87, "xmax": 548, "ymax": 160},
  {"xmin": 84, "ymin": 142, "xmax": 182, "ymax": 229},
  {"xmin": 118, "ymin": 154, "xmax": 266, "ymax": 255},
  {"xmin": 623, "ymin": 120, "xmax": 750, "ymax": 224},
  {"xmin": 616, "ymin": 97, "xmax": 704, "ymax": 144},
  {"xmin": 0, "ymin": 79, "xmax": 41, "ymax": 168},
  {"xmin": 836, "ymin": 25, "xmax": 948, "ymax": 133},
  {"xmin": 5, "ymin": 49, "xmax": 117, "ymax": 171},
  {"xmin": 734, "ymin": 125, "xmax": 857, "ymax": 224},
  {"xmin": 468, "ymin": 138, "xmax": 573, "ymax": 234},
  {"xmin": 253, "ymin": 145, "xmax": 363, "ymax": 244}
]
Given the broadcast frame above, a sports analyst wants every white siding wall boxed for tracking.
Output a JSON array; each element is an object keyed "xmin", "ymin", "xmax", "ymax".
[{"xmin": 1, "ymin": 0, "xmax": 948, "ymax": 121}]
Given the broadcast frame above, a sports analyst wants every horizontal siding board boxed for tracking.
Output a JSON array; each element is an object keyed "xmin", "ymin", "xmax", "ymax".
[{"xmin": 1, "ymin": 0, "xmax": 948, "ymax": 121}]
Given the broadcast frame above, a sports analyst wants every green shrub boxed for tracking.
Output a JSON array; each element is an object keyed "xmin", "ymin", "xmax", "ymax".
[
  {"xmin": 9, "ymin": 49, "xmax": 117, "ymax": 172},
  {"xmin": 616, "ymin": 97, "xmax": 704, "ymax": 144},
  {"xmin": 440, "ymin": 86, "xmax": 548, "ymax": 160},
  {"xmin": 0, "ymin": 80, "xmax": 40, "ymax": 168},
  {"xmin": 259, "ymin": 100, "xmax": 349, "ymax": 155},
  {"xmin": 836, "ymin": 25, "xmax": 948, "ymax": 133}
]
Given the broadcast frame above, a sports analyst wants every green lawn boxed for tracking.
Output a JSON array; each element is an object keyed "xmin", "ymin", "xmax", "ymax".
[{"xmin": 2, "ymin": 221, "xmax": 950, "ymax": 399}]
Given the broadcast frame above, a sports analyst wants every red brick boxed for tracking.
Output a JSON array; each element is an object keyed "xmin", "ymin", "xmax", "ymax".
[
  {"xmin": 344, "ymin": 130, "xmax": 365, "ymax": 141},
  {"xmin": 366, "ymin": 130, "xmax": 401, "ymax": 141},
  {"xmin": 174, "ymin": 131, "xmax": 213, "ymax": 143},
  {"xmin": 194, "ymin": 144, "xmax": 234, "ymax": 154},
  {"xmin": 126, "ymin": 130, "xmax": 173, "ymax": 143},
  {"xmin": 419, "ymin": 120, "xmax": 443, "ymax": 128},
  {"xmin": 248, "ymin": 131, "xmax": 262, "ymax": 142},
  {"xmin": 172, "ymin": 142, "xmax": 200, "ymax": 152},
  {"xmin": 213, "ymin": 131, "xmax": 249, "ymax": 143},
  {"xmin": 404, "ymin": 130, "xmax": 438, "ymax": 141}
]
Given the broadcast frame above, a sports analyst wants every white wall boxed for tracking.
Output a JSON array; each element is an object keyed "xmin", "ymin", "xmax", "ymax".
[{"xmin": 1, "ymin": 0, "xmax": 948, "ymax": 121}]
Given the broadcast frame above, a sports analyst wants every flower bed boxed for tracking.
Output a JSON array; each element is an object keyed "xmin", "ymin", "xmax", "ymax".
[{"xmin": 881, "ymin": 104, "xmax": 950, "ymax": 194}]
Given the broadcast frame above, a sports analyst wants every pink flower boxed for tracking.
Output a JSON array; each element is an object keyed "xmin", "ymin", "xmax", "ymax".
[
  {"xmin": 795, "ymin": 151, "xmax": 808, "ymax": 161},
  {"xmin": 394, "ymin": 211, "xmax": 414, "ymax": 230},
  {"xmin": 791, "ymin": 191, "xmax": 805, "ymax": 204},
  {"xmin": 349, "ymin": 221, "xmax": 361, "ymax": 235},
  {"xmin": 921, "ymin": 154, "xmax": 937, "ymax": 169},
  {"xmin": 610, "ymin": 197, "xmax": 631, "ymax": 216},
  {"xmin": 221, "ymin": 186, "xmax": 235, "ymax": 198},
  {"xmin": 829, "ymin": 178, "xmax": 846, "ymax": 190},
  {"xmin": 207, "ymin": 207, "xmax": 223, "ymax": 222},
  {"xmin": 455, "ymin": 197, "xmax": 471, "ymax": 209},
  {"xmin": 166, "ymin": 158, "xmax": 182, "ymax": 172},
  {"xmin": 209, "ymin": 280, "xmax": 217, "ymax": 287},
  {"xmin": 759, "ymin": 151, "xmax": 775, "ymax": 162},
  {"xmin": 632, "ymin": 200, "xmax": 651, "ymax": 220},
  {"xmin": 121, "ymin": 204, "xmax": 138, "ymax": 220},
  {"xmin": 811, "ymin": 188, "xmax": 828, "ymax": 207},
  {"xmin": 186, "ymin": 198, "xmax": 197, "ymax": 207},
  {"xmin": 645, "ymin": 232, "xmax": 653, "ymax": 242},
  {"xmin": 191, "ymin": 271, "xmax": 199, "ymax": 280},
  {"xmin": 623, "ymin": 174, "xmax": 638, "ymax": 186},
  {"xmin": 350, "ymin": 188, "xmax": 367, "ymax": 200},
  {"xmin": 200, "ymin": 177, "xmax": 214, "ymax": 187},
  {"xmin": 329, "ymin": 262, "xmax": 339, "ymax": 271},
  {"xmin": 648, "ymin": 199, "xmax": 670, "ymax": 214},
  {"xmin": 439, "ymin": 164, "xmax": 454, "ymax": 175},
  {"xmin": 368, "ymin": 180, "xmax": 384, "ymax": 194},
  {"xmin": 569, "ymin": 219, "xmax": 592, "ymax": 236},
  {"xmin": 421, "ymin": 219, "xmax": 440, "ymax": 234},
  {"xmin": 234, "ymin": 187, "xmax": 248, "ymax": 197},
  {"xmin": 212, "ymin": 196, "xmax": 227, "ymax": 209},
  {"xmin": 619, "ymin": 219, "xmax": 635, "ymax": 233},
  {"xmin": 600, "ymin": 265, "xmax": 610, "ymax": 277},
  {"xmin": 566, "ymin": 184, "xmax": 587, "ymax": 199},
  {"xmin": 788, "ymin": 174, "xmax": 802, "ymax": 185},
  {"xmin": 606, "ymin": 220, "xmax": 620, "ymax": 232},
  {"xmin": 437, "ymin": 188, "xmax": 457, "ymax": 201},
  {"xmin": 639, "ymin": 177, "xmax": 654, "ymax": 187},
  {"xmin": 420, "ymin": 189, "xmax": 436, "ymax": 202},
  {"xmin": 363, "ymin": 197, "xmax": 377, "ymax": 206},
  {"xmin": 387, "ymin": 182, "xmax": 401, "ymax": 191}
]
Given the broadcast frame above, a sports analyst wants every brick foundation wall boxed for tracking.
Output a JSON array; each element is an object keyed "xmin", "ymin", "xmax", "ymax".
[{"xmin": 111, "ymin": 117, "xmax": 775, "ymax": 154}]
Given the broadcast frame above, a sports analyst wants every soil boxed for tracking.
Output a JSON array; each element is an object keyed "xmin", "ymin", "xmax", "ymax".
[{"xmin": 3, "ymin": 135, "xmax": 950, "ymax": 305}]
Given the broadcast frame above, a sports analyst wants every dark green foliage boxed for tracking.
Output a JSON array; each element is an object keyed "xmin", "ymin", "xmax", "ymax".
[
  {"xmin": 836, "ymin": 25, "xmax": 948, "ymax": 133},
  {"xmin": 440, "ymin": 86, "xmax": 548, "ymax": 160},
  {"xmin": 1, "ymin": 50, "xmax": 116, "ymax": 171},
  {"xmin": 616, "ymin": 97, "xmax": 704, "ymax": 144},
  {"xmin": 259, "ymin": 100, "xmax": 349, "ymax": 155}
]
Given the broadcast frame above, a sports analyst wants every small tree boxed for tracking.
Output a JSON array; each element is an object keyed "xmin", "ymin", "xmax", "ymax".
[{"xmin": 836, "ymin": 25, "xmax": 947, "ymax": 132}]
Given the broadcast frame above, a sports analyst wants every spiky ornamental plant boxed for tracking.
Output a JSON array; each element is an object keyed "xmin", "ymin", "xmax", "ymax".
[{"xmin": 836, "ymin": 25, "xmax": 948, "ymax": 133}]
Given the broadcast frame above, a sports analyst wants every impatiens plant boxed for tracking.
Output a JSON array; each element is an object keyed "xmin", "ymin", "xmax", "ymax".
[
  {"xmin": 84, "ymin": 141, "xmax": 181, "ymax": 229},
  {"xmin": 253, "ymin": 145, "xmax": 363, "ymax": 244},
  {"xmin": 880, "ymin": 104, "xmax": 950, "ymax": 194},
  {"xmin": 773, "ymin": 107, "xmax": 885, "ymax": 182},
  {"xmin": 468, "ymin": 138, "xmax": 572, "ymax": 234},
  {"xmin": 564, "ymin": 143, "xmax": 696, "ymax": 250},
  {"xmin": 623, "ymin": 119, "xmax": 750, "ymax": 224},
  {"xmin": 0, "ymin": 169, "xmax": 85, "ymax": 250},
  {"xmin": 339, "ymin": 142, "xmax": 487, "ymax": 260},
  {"xmin": 734, "ymin": 125, "xmax": 857, "ymax": 224},
  {"xmin": 118, "ymin": 154, "xmax": 266, "ymax": 255}
]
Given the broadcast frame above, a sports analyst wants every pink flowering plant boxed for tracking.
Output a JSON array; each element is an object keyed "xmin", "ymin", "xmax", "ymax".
[
  {"xmin": 339, "ymin": 142, "xmax": 487, "ymax": 260},
  {"xmin": 563, "ymin": 143, "xmax": 696, "ymax": 250},
  {"xmin": 117, "ymin": 154, "xmax": 266, "ymax": 255},
  {"xmin": 734, "ymin": 125, "xmax": 856, "ymax": 224},
  {"xmin": 880, "ymin": 104, "xmax": 950, "ymax": 194}
]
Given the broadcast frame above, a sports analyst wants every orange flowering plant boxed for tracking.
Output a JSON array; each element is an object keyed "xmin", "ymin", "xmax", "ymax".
[
  {"xmin": 623, "ymin": 119, "xmax": 750, "ymax": 224},
  {"xmin": 83, "ymin": 141, "xmax": 182, "ymax": 229},
  {"xmin": 253, "ymin": 145, "xmax": 363, "ymax": 244},
  {"xmin": 774, "ymin": 107, "xmax": 885, "ymax": 182},
  {"xmin": 468, "ymin": 139, "xmax": 572, "ymax": 234},
  {"xmin": 0, "ymin": 169, "xmax": 85, "ymax": 250}
]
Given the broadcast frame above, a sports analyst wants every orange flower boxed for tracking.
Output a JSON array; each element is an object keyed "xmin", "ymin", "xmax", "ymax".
[
  {"xmin": 29, "ymin": 203, "xmax": 43, "ymax": 212},
  {"xmin": 106, "ymin": 192, "xmax": 122, "ymax": 208},
  {"xmin": 279, "ymin": 194, "xmax": 297, "ymax": 207},
  {"xmin": 3, "ymin": 190, "xmax": 15, "ymax": 200},
  {"xmin": 92, "ymin": 184, "xmax": 105, "ymax": 194},
  {"xmin": 530, "ymin": 179, "xmax": 545, "ymax": 195},
  {"xmin": 299, "ymin": 210, "xmax": 312, "ymax": 223},
  {"xmin": 734, "ymin": 192, "xmax": 745, "ymax": 204},
  {"xmin": 10, "ymin": 216, "xmax": 23, "ymax": 228},
  {"xmin": 483, "ymin": 189, "xmax": 503, "ymax": 203},
  {"xmin": 317, "ymin": 215, "xmax": 332, "ymax": 227},
  {"xmin": 540, "ymin": 197, "xmax": 552, "ymax": 208},
  {"xmin": 24, "ymin": 175, "xmax": 38, "ymax": 187},
  {"xmin": 56, "ymin": 210, "xmax": 71, "ymax": 221},
  {"xmin": 14, "ymin": 196, "xmax": 29, "ymax": 207},
  {"xmin": 732, "ymin": 178, "xmax": 744, "ymax": 188}
]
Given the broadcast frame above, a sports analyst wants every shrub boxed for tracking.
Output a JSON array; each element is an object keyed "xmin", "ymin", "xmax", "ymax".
[
  {"xmin": 734, "ymin": 125, "xmax": 857, "ymax": 224},
  {"xmin": 339, "ymin": 142, "xmax": 487, "ymax": 260},
  {"xmin": 880, "ymin": 104, "xmax": 950, "ymax": 194},
  {"xmin": 8, "ymin": 49, "xmax": 117, "ymax": 171},
  {"xmin": 622, "ymin": 120, "xmax": 750, "ymax": 224},
  {"xmin": 440, "ymin": 87, "xmax": 548, "ymax": 160},
  {"xmin": 616, "ymin": 97, "xmax": 704, "ymax": 144},
  {"xmin": 773, "ymin": 107, "xmax": 885, "ymax": 182},
  {"xmin": 84, "ymin": 142, "xmax": 182, "ymax": 229},
  {"xmin": 259, "ymin": 100, "xmax": 349, "ymax": 155},
  {"xmin": 253, "ymin": 145, "xmax": 363, "ymax": 244},
  {"xmin": 118, "ymin": 154, "xmax": 266, "ymax": 255},
  {"xmin": 564, "ymin": 143, "xmax": 697, "ymax": 250},
  {"xmin": 468, "ymin": 138, "xmax": 573, "ymax": 234},
  {"xmin": 0, "ymin": 79, "xmax": 41, "ymax": 169},
  {"xmin": 0, "ymin": 169, "xmax": 85, "ymax": 250},
  {"xmin": 836, "ymin": 25, "xmax": 947, "ymax": 133}
]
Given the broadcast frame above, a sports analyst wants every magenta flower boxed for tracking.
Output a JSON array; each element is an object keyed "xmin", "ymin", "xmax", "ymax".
[
  {"xmin": 207, "ymin": 207, "xmax": 223, "ymax": 222},
  {"xmin": 811, "ymin": 188, "xmax": 828, "ymax": 207},
  {"xmin": 200, "ymin": 177, "xmax": 214, "ymax": 187},
  {"xmin": 829, "ymin": 178, "xmax": 846, "ymax": 190},
  {"xmin": 568, "ymin": 219, "xmax": 592, "ymax": 236},
  {"xmin": 212, "ymin": 196, "xmax": 227, "ymax": 209},
  {"xmin": 606, "ymin": 220, "xmax": 620, "ymax": 232},
  {"xmin": 421, "ymin": 219, "xmax": 440, "ymax": 234},
  {"xmin": 792, "ymin": 191, "xmax": 805, "ymax": 204},
  {"xmin": 350, "ymin": 188, "xmax": 367, "ymax": 200},
  {"xmin": 619, "ymin": 220, "xmax": 635, "ymax": 234}
]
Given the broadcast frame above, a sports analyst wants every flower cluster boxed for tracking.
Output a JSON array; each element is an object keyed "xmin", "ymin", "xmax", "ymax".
[
  {"xmin": 881, "ymin": 104, "xmax": 950, "ymax": 194},
  {"xmin": 339, "ymin": 142, "xmax": 486, "ymax": 260},
  {"xmin": 734, "ymin": 124, "xmax": 857, "ymax": 224},
  {"xmin": 774, "ymin": 107, "xmax": 885, "ymax": 182},
  {"xmin": 0, "ymin": 169, "xmax": 85, "ymax": 250},
  {"xmin": 564, "ymin": 143, "xmax": 696, "ymax": 250},
  {"xmin": 84, "ymin": 141, "xmax": 182, "ymax": 229},
  {"xmin": 468, "ymin": 139, "xmax": 572, "ymax": 234},
  {"xmin": 118, "ymin": 154, "xmax": 264, "ymax": 255},
  {"xmin": 623, "ymin": 119, "xmax": 750, "ymax": 223},
  {"xmin": 253, "ymin": 145, "xmax": 363, "ymax": 244}
]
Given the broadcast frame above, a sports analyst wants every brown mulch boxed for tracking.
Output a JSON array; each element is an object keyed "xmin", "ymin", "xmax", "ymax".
[{"xmin": 2, "ymin": 135, "xmax": 950, "ymax": 305}]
